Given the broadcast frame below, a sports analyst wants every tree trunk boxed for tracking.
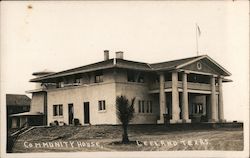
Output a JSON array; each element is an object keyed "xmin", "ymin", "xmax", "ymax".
[{"xmin": 122, "ymin": 125, "xmax": 129, "ymax": 143}]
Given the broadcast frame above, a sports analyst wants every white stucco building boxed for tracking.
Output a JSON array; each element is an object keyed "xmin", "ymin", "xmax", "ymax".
[{"xmin": 23, "ymin": 51, "xmax": 231, "ymax": 126}]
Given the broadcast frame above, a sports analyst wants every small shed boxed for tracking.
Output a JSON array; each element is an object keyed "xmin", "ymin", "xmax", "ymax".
[
  {"xmin": 9, "ymin": 112, "xmax": 44, "ymax": 128},
  {"xmin": 6, "ymin": 94, "xmax": 31, "ymax": 128}
]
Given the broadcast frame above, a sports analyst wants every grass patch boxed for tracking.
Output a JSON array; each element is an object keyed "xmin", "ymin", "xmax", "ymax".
[{"xmin": 9, "ymin": 125, "xmax": 243, "ymax": 152}]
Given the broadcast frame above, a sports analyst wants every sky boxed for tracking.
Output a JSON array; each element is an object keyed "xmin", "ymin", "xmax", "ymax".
[{"xmin": 1, "ymin": 1, "xmax": 249, "ymax": 122}]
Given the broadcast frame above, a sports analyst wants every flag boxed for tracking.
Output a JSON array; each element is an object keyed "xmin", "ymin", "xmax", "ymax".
[{"xmin": 196, "ymin": 24, "xmax": 201, "ymax": 36}]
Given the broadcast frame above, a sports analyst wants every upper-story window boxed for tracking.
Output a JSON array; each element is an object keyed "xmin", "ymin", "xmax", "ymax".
[
  {"xmin": 138, "ymin": 73, "xmax": 145, "ymax": 83},
  {"xmin": 127, "ymin": 70, "xmax": 136, "ymax": 82},
  {"xmin": 75, "ymin": 78, "xmax": 81, "ymax": 83},
  {"xmin": 95, "ymin": 71, "xmax": 103, "ymax": 83},
  {"xmin": 57, "ymin": 81, "xmax": 64, "ymax": 88},
  {"xmin": 127, "ymin": 70, "xmax": 145, "ymax": 83},
  {"xmin": 63, "ymin": 78, "xmax": 69, "ymax": 84},
  {"xmin": 73, "ymin": 77, "xmax": 81, "ymax": 85},
  {"xmin": 61, "ymin": 76, "xmax": 82, "ymax": 86},
  {"xmin": 23, "ymin": 106, "xmax": 30, "ymax": 111}
]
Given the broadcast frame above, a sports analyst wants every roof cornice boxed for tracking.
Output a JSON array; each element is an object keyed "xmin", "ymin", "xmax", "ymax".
[{"xmin": 30, "ymin": 55, "xmax": 231, "ymax": 82}]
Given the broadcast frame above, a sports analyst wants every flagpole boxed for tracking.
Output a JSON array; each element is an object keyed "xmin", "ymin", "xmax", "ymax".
[{"xmin": 195, "ymin": 23, "xmax": 199, "ymax": 56}]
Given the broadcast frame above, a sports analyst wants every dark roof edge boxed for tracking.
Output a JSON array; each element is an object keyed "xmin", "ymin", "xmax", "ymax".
[
  {"xmin": 30, "ymin": 55, "xmax": 231, "ymax": 82},
  {"xmin": 176, "ymin": 55, "xmax": 231, "ymax": 76},
  {"xmin": 30, "ymin": 59, "xmax": 115, "ymax": 82},
  {"xmin": 149, "ymin": 55, "xmax": 205, "ymax": 66},
  {"xmin": 30, "ymin": 65, "xmax": 115, "ymax": 82}
]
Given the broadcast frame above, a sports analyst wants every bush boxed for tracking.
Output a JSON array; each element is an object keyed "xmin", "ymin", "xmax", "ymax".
[
  {"xmin": 49, "ymin": 120, "xmax": 59, "ymax": 126},
  {"xmin": 73, "ymin": 118, "xmax": 81, "ymax": 126}
]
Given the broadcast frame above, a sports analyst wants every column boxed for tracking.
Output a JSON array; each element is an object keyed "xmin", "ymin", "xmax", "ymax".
[
  {"xmin": 218, "ymin": 76, "xmax": 225, "ymax": 122},
  {"xmin": 12, "ymin": 117, "xmax": 17, "ymax": 128},
  {"xmin": 181, "ymin": 72, "xmax": 191, "ymax": 123},
  {"xmin": 170, "ymin": 71, "xmax": 181, "ymax": 123},
  {"xmin": 157, "ymin": 72, "xmax": 166, "ymax": 124},
  {"xmin": 209, "ymin": 75, "xmax": 217, "ymax": 122},
  {"xmin": 206, "ymin": 95, "xmax": 211, "ymax": 121}
]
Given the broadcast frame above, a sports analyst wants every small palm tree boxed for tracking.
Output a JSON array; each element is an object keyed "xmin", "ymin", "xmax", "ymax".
[{"xmin": 116, "ymin": 95, "xmax": 135, "ymax": 143}]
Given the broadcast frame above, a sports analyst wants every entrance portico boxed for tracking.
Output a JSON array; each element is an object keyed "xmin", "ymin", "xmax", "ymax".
[
  {"xmin": 151, "ymin": 56, "xmax": 231, "ymax": 124},
  {"xmin": 154, "ymin": 71, "xmax": 225, "ymax": 124}
]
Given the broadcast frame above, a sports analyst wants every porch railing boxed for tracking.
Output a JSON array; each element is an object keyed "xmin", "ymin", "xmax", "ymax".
[{"xmin": 149, "ymin": 81, "xmax": 219, "ymax": 91}]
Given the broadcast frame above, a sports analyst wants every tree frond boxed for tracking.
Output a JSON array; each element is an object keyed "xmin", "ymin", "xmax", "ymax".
[{"xmin": 116, "ymin": 95, "xmax": 135, "ymax": 125}]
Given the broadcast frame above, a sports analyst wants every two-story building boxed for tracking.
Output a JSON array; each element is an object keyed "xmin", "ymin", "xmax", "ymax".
[{"xmin": 28, "ymin": 51, "xmax": 232, "ymax": 125}]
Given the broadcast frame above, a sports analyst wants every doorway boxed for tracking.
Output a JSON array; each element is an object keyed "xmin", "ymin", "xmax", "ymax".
[
  {"xmin": 68, "ymin": 104, "xmax": 74, "ymax": 125},
  {"xmin": 83, "ymin": 102, "xmax": 90, "ymax": 124}
]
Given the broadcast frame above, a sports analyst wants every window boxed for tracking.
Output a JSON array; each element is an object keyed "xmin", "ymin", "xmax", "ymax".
[
  {"xmin": 64, "ymin": 78, "xmax": 69, "ymax": 84},
  {"xmin": 138, "ymin": 100, "xmax": 153, "ymax": 113},
  {"xmin": 53, "ymin": 105, "xmax": 57, "ymax": 116},
  {"xmin": 98, "ymin": 100, "xmax": 106, "ymax": 111},
  {"xmin": 146, "ymin": 101, "xmax": 149, "ymax": 113},
  {"xmin": 23, "ymin": 106, "xmax": 29, "ymax": 111},
  {"xmin": 138, "ymin": 73, "xmax": 145, "ymax": 83},
  {"xmin": 127, "ymin": 70, "xmax": 136, "ymax": 82},
  {"xmin": 127, "ymin": 70, "xmax": 145, "ymax": 83},
  {"xmin": 95, "ymin": 72, "xmax": 103, "ymax": 83},
  {"xmin": 53, "ymin": 104, "xmax": 63, "ymax": 116},
  {"xmin": 59, "ymin": 104, "xmax": 63, "ymax": 115},
  {"xmin": 57, "ymin": 81, "xmax": 64, "ymax": 88},
  {"xmin": 141, "ymin": 101, "xmax": 145, "ymax": 113},
  {"xmin": 138, "ymin": 100, "xmax": 145, "ymax": 113},
  {"xmin": 148, "ymin": 101, "xmax": 153, "ymax": 113},
  {"xmin": 139, "ymin": 101, "xmax": 142, "ymax": 113},
  {"xmin": 150, "ymin": 102, "xmax": 153, "ymax": 113},
  {"xmin": 75, "ymin": 78, "xmax": 81, "ymax": 83}
]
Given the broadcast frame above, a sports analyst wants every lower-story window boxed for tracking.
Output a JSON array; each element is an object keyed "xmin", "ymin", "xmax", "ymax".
[
  {"xmin": 193, "ymin": 103, "xmax": 203, "ymax": 114},
  {"xmin": 53, "ymin": 104, "xmax": 63, "ymax": 116},
  {"xmin": 139, "ymin": 100, "xmax": 153, "ymax": 113},
  {"xmin": 148, "ymin": 101, "xmax": 153, "ymax": 113},
  {"xmin": 98, "ymin": 100, "xmax": 106, "ymax": 111},
  {"xmin": 138, "ymin": 100, "xmax": 144, "ymax": 113}
]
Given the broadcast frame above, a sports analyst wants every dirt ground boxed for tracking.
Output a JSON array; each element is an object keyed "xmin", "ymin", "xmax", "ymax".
[{"xmin": 10, "ymin": 125, "xmax": 243, "ymax": 152}]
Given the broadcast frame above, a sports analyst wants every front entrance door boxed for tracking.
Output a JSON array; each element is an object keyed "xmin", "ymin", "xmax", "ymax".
[
  {"xmin": 83, "ymin": 102, "xmax": 90, "ymax": 124},
  {"xmin": 68, "ymin": 104, "xmax": 74, "ymax": 124}
]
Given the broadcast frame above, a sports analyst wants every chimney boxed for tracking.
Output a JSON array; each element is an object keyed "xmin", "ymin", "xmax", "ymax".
[
  {"xmin": 116, "ymin": 51, "xmax": 124, "ymax": 59},
  {"xmin": 104, "ymin": 50, "xmax": 109, "ymax": 60}
]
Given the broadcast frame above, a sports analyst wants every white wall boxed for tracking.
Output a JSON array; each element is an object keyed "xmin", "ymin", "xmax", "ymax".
[{"xmin": 47, "ymin": 82, "xmax": 117, "ymax": 125}]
